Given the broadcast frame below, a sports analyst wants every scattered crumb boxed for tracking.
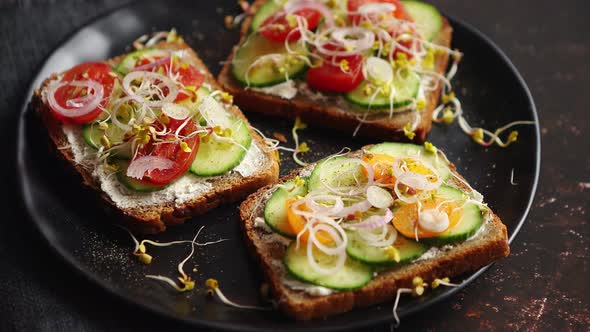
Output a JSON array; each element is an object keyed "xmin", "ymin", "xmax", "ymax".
[
  {"xmin": 538, "ymin": 197, "xmax": 556, "ymax": 207},
  {"xmin": 273, "ymin": 132, "xmax": 287, "ymax": 143}
]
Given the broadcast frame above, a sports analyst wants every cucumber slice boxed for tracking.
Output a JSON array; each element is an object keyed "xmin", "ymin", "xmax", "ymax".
[
  {"xmin": 189, "ymin": 89, "xmax": 253, "ymax": 176},
  {"xmin": 346, "ymin": 228, "xmax": 428, "ymax": 266},
  {"xmin": 345, "ymin": 70, "xmax": 421, "ymax": 109},
  {"xmin": 421, "ymin": 185, "xmax": 484, "ymax": 245},
  {"xmin": 82, "ymin": 123, "xmax": 131, "ymax": 159},
  {"xmin": 307, "ymin": 157, "xmax": 368, "ymax": 192},
  {"xmin": 402, "ymin": 1, "xmax": 443, "ymax": 41},
  {"xmin": 231, "ymin": 33, "xmax": 307, "ymax": 87},
  {"xmin": 284, "ymin": 242, "xmax": 373, "ymax": 290},
  {"xmin": 115, "ymin": 48, "xmax": 171, "ymax": 75},
  {"xmin": 112, "ymin": 159, "xmax": 167, "ymax": 192},
  {"xmin": 367, "ymin": 142, "xmax": 452, "ymax": 181},
  {"xmin": 251, "ymin": 0, "xmax": 284, "ymax": 31},
  {"xmin": 263, "ymin": 179, "xmax": 308, "ymax": 238}
]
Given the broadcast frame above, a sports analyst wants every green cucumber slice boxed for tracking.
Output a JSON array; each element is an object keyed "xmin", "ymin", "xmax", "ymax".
[
  {"xmin": 189, "ymin": 88, "xmax": 253, "ymax": 176},
  {"xmin": 115, "ymin": 48, "xmax": 171, "ymax": 75},
  {"xmin": 231, "ymin": 33, "xmax": 307, "ymax": 87},
  {"xmin": 284, "ymin": 242, "xmax": 373, "ymax": 290},
  {"xmin": 420, "ymin": 185, "xmax": 484, "ymax": 245},
  {"xmin": 263, "ymin": 179, "xmax": 308, "ymax": 238},
  {"xmin": 251, "ymin": 0, "xmax": 284, "ymax": 31},
  {"xmin": 307, "ymin": 157, "xmax": 368, "ymax": 193},
  {"xmin": 113, "ymin": 159, "xmax": 167, "ymax": 192},
  {"xmin": 346, "ymin": 228, "xmax": 428, "ymax": 266},
  {"xmin": 82, "ymin": 123, "xmax": 131, "ymax": 159},
  {"xmin": 345, "ymin": 70, "xmax": 421, "ymax": 109},
  {"xmin": 367, "ymin": 142, "xmax": 452, "ymax": 181},
  {"xmin": 402, "ymin": 1, "xmax": 443, "ymax": 41}
]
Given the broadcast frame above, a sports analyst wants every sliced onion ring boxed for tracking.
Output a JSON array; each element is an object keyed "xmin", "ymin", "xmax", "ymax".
[
  {"xmin": 333, "ymin": 199, "xmax": 372, "ymax": 218},
  {"xmin": 367, "ymin": 185, "xmax": 394, "ymax": 209},
  {"xmin": 126, "ymin": 156, "xmax": 176, "ymax": 179},
  {"xmin": 358, "ymin": 3, "xmax": 397, "ymax": 16},
  {"xmin": 316, "ymin": 27, "xmax": 375, "ymax": 57},
  {"xmin": 47, "ymin": 80, "xmax": 104, "ymax": 118},
  {"xmin": 284, "ymin": 0, "xmax": 334, "ymax": 28},
  {"xmin": 122, "ymin": 71, "xmax": 179, "ymax": 108},
  {"xmin": 132, "ymin": 55, "xmax": 171, "ymax": 72},
  {"xmin": 348, "ymin": 208, "xmax": 393, "ymax": 229},
  {"xmin": 162, "ymin": 102, "xmax": 189, "ymax": 120}
]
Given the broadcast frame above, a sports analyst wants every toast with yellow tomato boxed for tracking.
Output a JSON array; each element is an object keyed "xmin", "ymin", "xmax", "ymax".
[{"xmin": 239, "ymin": 142, "xmax": 509, "ymax": 320}]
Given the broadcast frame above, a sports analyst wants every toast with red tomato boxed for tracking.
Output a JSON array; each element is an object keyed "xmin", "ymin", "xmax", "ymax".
[
  {"xmin": 32, "ymin": 31, "xmax": 279, "ymax": 234},
  {"xmin": 239, "ymin": 142, "xmax": 509, "ymax": 320},
  {"xmin": 219, "ymin": 0, "xmax": 457, "ymax": 142}
]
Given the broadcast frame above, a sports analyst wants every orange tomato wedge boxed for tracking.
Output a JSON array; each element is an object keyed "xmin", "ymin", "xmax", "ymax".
[
  {"xmin": 285, "ymin": 198, "xmax": 333, "ymax": 244},
  {"xmin": 393, "ymin": 199, "xmax": 463, "ymax": 238},
  {"xmin": 362, "ymin": 153, "xmax": 397, "ymax": 187}
]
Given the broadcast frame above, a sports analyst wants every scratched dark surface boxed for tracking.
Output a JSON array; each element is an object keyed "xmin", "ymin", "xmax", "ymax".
[{"xmin": 1, "ymin": 0, "xmax": 589, "ymax": 331}]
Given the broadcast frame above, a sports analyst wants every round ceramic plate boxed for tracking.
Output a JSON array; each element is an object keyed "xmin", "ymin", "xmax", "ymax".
[{"xmin": 17, "ymin": 1, "xmax": 540, "ymax": 331}]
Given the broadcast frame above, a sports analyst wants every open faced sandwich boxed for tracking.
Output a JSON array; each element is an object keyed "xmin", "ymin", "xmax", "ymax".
[
  {"xmin": 220, "ymin": 0, "xmax": 459, "ymax": 141},
  {"xmin": 240, "ymin": 142, "xmax": 509, "ymax": 320},
  {"xmin": 33, "ymin": 31, "xmax": 279, "ymax": 234}
]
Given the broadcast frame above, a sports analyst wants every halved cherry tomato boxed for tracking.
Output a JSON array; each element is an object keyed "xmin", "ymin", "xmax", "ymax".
[
  {"xmin": 50, "ymin": 62, "xmax": 115, "ymax": 123},
  {"xmin": 286, "ymin": 198, "xmax": 332, "ymax": 244},
  {"xmin": 260, "ymin": 8, "xmax": 322, "ymax": 43},
  {"xmin": 134, "ymin": 118, "xmax": 200, "ymax": 185},
  {"xmin": 134, "ymin": 56, "xmax": 204, "ymax": 102},
  {"xmin": 393, "ymin": 199, "xmax": 462, "ymax": 239},
  {"xmin": 306, "ymin": 44, "xmax": 364, "ymax": 93}
]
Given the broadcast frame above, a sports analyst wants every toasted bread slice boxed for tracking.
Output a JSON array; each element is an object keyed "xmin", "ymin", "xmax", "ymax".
[
  {"xmin": 239, "ymin": 146, "xmax": 509, "ymax": 320},
  {"xmin": 32, "ymin": 39, "xmax": 279, "ymax": 234},
  {"xmin": 219, "ymin": 0, "xmax": 452, "ymax": 142}
]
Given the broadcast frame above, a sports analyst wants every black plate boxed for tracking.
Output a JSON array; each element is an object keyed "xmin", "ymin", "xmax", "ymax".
[{"xmin": 17, "ymin": 1, "xmax": 540, "ymax": 331}]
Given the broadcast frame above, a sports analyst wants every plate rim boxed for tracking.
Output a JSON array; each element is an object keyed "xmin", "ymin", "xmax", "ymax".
[{"xmin": 16, "ymin": 3, "xmax": 541, "ymax": 331}]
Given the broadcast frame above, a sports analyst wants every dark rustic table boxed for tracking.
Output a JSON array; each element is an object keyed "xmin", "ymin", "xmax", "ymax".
[{"xmin": 1, "ymin": 0, "xmax": 588, "ymax": 331}]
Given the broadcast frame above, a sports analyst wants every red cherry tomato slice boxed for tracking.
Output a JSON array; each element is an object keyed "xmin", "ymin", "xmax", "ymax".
[
  {"xmin": 306, "ymin": 51, "xmax": 364, "ymax": 93},
  {"xmin": 134, "ymin": 56, "xmax": 204, "ymax": 102},
  {"xmin": 50, "ymin": 62, "xmax": 115, "ymax": 123},
  {"xmin": 135, "ymin": 118, "xmax": 200, "ymax": 185},
  {"xmin": 260, "ymin": 8, "xmax": 322, "ymax": 43}
]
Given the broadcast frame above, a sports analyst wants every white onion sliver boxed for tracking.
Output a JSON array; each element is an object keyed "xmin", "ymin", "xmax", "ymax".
[
  {"xmin": 162, "ymin": 102, "xmax": 189, "ymax": 120},
  {"xmin": 318, "ymin": 27, "xmax": 375, "ymax": 57},
  {"xmin": 418, "ymin": 209, "xmax": 450, "ymax": 233},
  {"xmin": 366, "ymin": 185, "xmax": 394, "ymax": 209},
  {"xmin": 305, "ymin": 194, "xmax": 344, "ymax": 216},
  {"xmin": 47, "ymin": 80, "xmax": 104, "ymax": 118},
  {"xmin": 364, "ymin": 56, "xmax": 393, "ymax": 84},
  {"xmin": 358, "ymin": 3, "xmax": 397, "ymax": 16},
  {"xmin": 356, "ymin": 224, "xmax": 397, "ymax": 248},
  {"xmin": 349, "ymin": 209, "xmax": 393, "ymax": 229},
  {"xmin": 126, "ymin": 156, "xmax": 176, "ymax": 179},
  {"xmin": 132, "ymin": 55, "xmax": 171, "ymax": 72},
  {"xmin": 333, "ymin": 199, "xmax": 372, "ymax": 218}
]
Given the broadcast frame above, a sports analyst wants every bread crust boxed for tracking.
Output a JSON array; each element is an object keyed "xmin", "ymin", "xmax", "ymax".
[
  {"xmin": 239, "ymin": 147, "xmax": 510, "ymax": 320},
  {"xmin": 32, "ymin": 40, "xmax": 279, "ymax": 234},
  {"xmin": 218, "ymin": 0, "xmax": 453, "ymax": 142}
]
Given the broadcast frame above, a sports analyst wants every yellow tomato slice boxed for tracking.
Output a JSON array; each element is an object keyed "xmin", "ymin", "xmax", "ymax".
[
  {"xmin": 362, "ymin": 153, "xmax": 397, "ymax": 187},
  {"xmin": 285, "ymin": 198, "xmax": 332, "ymax": 244},
  {"xmin": 392, "ymin": 199, "xmax": 463, "ymax": 239}
]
